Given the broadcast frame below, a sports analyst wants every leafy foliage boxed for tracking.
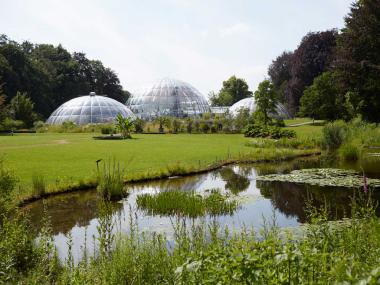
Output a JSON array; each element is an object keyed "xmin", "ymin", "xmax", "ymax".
[
  {"xmin": 9, "ymin": 91, "xmax": 37, "ymax": 127},
  {"xmin": 0, "ymin": 35, "xmax": 129, "ymax": 118},
  {"xmin": 244, "ymin": 123, "xmax": 296, "ymax": 139},
  {"xmin": 115, "ymin": 113, "xmax": 134, "ymax": 139},
  {"xmin": 210, "ymin": 76, "xmax": 252, "ymax": 106},
  {"xmin": 299, "ymin": 72, "xmax": 344, "ymax": 120},
  {"xmin": 254, "ymin": 80, "xmax": 278, "ymax": 125},
  {"xmin": 335, "ymin": 0, "xmax": 380, "ymax": 122}
]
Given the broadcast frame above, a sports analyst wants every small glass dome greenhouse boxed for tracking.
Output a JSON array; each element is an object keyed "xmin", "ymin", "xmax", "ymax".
[
  {"xmin": 127, "ymin": 78, "xmax": 210, "ymax": 119},
  {"xmin": 46, "ymin": 92, "xmax": 135, "ymax": 125},
  {"xmin": 229, "ymin": 97, "xmax": 291, "ymax": 119}
]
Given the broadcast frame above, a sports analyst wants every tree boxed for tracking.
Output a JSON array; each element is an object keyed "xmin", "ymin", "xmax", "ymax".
[
  {"xmin": 299, "ymin": 72, "xmax": 344, "ymax": 121},
  {"xmin": 115, "ymin": 114, "xmax": 134, "ymax": 139},
  {"xmin": 9, "ymin": 92, "xmax": 37, "ymax": 127},
  {"xmin": 286, "ymin": 30, "xmax": 338, "ymax": 115},
  {"xmin": 334, "ymin": 0, "xmax": 380, "ymax": 122},
  {"xmin": 268, "ymin": 51, "xmax": 293, "ymax": 102},
  {"xmin": 210, "ymin": 76, "xmax": 252, "ymax": 106},
  {"xmin": 0, "ymin": 35, "xmax": 130, "ymax": 118},
  {"xmin": 234, "ymin": 108, "xmax": 251, "ymax": 132},
  {"xmin": 0, "ymin": 81, "xmax": 8, "ymax": 124},
  {"xmin": 254, "ymin": 80, "xmax": 277, "ymax": 125}
]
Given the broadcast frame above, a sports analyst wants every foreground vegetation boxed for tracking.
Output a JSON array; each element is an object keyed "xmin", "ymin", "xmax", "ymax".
[{"xmin": 2, "ymin": 169, "xmax": 380, "ymax": 284}]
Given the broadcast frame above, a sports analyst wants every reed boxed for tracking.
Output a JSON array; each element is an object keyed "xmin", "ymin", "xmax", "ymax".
[
  {"xmin": 136, "ymin": 189, "xmax": 239, "ymax": 217},
  {"xmin": 96, "ymin": 160, "xmax": 125, "ymax": 200}
]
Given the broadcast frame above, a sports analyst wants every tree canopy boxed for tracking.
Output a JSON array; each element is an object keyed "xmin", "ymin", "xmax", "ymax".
[
  {"xmin": 254, "ymin": 80, "xmax": 277, "ymax": 125},
  {"xmin": 0, "ymin": 35, "xmax": 129, "ymax": 118},
  {"xmin": 335, "ymin": 0, "xmax": 380, "ymax": 122},
  {"xmin": 299, "ymin": 72, "xmax": 344, "ymax": 121},
  {"xmin": 210, "ymin": 76, "xmax": 252, "ymax": 106}
]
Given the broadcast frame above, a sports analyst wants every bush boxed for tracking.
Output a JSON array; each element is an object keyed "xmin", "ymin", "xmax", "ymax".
[
  {"xmin": 244, "ymin": 123, "xmax": 296, "ymax": 139},
  {"xmin": 134, "ymin": 118, "xmax": 145, "ymax": 133},
  {"xmin": 321, "ymin": 121, "xmax": 348, "ymax": 150},
  {"xmin": 101, "ymin": 125, "xmax": 115, "ymax": 135},
  {"xmin": 200, "ymin": 122, "xmax": 210, "ymax": 133}
]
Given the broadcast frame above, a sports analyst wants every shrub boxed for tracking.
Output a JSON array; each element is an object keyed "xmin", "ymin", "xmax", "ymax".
[
  {"xmin": 244, "ymin": 123, "xmax": 296, "ymax": 139},
  {"xmin": 134, "ymin": 118, "xmax": 145, "ymax": 133},
  {"xmin": 321, "ymin": 121, "xmax": 348, "ymax": 150},
  {"xmin": 100, "ymin": 125, "xmax": 115, "ymax": 135},
  {"xmin": 200, "ymin": 122, "xmax": 210, "ymax": 133},
  {"xmin": 0, "ymin": 161, "xmax": 18, "ymax": 216}
]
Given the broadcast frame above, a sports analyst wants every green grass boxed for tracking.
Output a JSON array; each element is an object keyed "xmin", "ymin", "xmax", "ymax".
[
  {"xmin": 0, "ymin": 131, "xmax": 321, "ymax": 202},
  {"xmin": 286, "ymin": 124, "xmax": 323, "ymax": 139},
  {"xmin": 136, "ymin": 189, "xmax": 239, "ymax": 217}
]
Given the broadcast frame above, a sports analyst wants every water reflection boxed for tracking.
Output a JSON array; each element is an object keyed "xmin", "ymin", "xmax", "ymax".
[
  {"xmin": 23, "ymin": 191, "xmax": 123, "ymax": 235},
  {"xmin": 24, "ymin": 155, "xmax": 380, "ymax": 261}
]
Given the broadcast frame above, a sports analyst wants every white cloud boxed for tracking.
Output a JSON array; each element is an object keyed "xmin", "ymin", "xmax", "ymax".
[{"xmin": 219, "ymin": 22, "xmax": 252, "ymax": 38}]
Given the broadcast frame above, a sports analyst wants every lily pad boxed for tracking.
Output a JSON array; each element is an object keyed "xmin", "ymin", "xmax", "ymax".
[{"xmin": 257, "ymin": 168, "xmax": 380, "ymax": 189}]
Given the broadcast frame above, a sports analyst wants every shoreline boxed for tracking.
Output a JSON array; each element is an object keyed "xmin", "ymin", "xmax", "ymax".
[{"xmin": 18, "ymin": 150, "xmax": 320, "ymax": 207}]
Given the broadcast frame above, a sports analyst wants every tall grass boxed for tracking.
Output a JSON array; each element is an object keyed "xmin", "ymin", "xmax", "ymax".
[
  {"xmin": 321, "ymin": 118, "xmax": 380, "ymax": 161},
  {"xmin": 32, "ymin": 173, "xmax": 46, "ymax": 197},
  {"xmin": 96, "ymin": 160, "xmax": 125, "ymax": 200},
  {"xmin": 136, "ymin": 189, "xmax": 239, "ymax": 217}
]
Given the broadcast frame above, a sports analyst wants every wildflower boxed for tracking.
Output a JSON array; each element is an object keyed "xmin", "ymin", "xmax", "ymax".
[{"xmin": 363, "ymin": 172, "xmax": 368, "ymax": 193}]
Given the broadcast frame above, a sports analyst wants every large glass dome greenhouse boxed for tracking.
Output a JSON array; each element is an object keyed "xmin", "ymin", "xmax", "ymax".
[
  {"xmin": 46, "ymin": 92, "xmax": 135, "ymax": 125},
  {"xmin": 126, "ymin": 78, "xmax": 210, "ymax": 119},
  {"xmin": 229, "ymin": 97, "xmax": 291, "ymax": 119}
]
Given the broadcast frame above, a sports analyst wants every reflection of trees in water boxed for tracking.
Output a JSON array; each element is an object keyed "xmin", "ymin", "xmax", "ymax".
[
  {"xmin": 257, "ymin": 181, "xmax": 358, "ymax": 223},
  {"xmin": 127, "ymin": 174, "xmax": 208, "ymax": 192},
  {"xmin": 218, "ymin": 167, "xmax": 250, "ymax": 194},
  {"xmin": 254, "ymin": 156, "xmax": 321, "ymax": 176},
  {"xmin": 24, "ymin": 190, "xmax": 123, "ymax": 235}
]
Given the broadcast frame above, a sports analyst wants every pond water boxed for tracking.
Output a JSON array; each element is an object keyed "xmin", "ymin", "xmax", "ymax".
[{"xmin": 24, "ymin": 154, "xmax": 380, "ymax": 262}]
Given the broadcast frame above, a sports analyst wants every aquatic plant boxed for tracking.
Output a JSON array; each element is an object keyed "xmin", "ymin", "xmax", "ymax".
[
  {"xmin": 136, "ymin": 189, "xmax": 239, "ymax": 217},
  {"xmin": 257, "ymin": 168, "xmax": 380, "ymax": 188},
  {"xmin": 339, "ymin": 143, "xmax": 360, "ymax": 161},
  {"xmin": 96, "ymin": 160, "xmax": 126, "ymax": 200}
]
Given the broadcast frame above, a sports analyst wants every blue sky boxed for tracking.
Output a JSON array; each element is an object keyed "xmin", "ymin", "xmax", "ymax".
[{"xmin": 0, "ymin": 0, "xmax": 353, "ymax": 97}]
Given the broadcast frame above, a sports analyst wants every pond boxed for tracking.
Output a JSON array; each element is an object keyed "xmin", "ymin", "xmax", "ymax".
[{"xmin": 24, "ymin": 154, "xmax": 380, "ymax": 262}]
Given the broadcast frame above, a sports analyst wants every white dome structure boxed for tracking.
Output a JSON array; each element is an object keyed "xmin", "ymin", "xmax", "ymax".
[
  {"xmin": 46, "ymin": 93, "xmax": 135, "ymax": 125},
  {"xmin": 127, "ymin": 78, "xmax": 210, "ymax": 119},
  {"xmin": 229, "ymin": 97, "xmax": 291, "ymax": 119}
]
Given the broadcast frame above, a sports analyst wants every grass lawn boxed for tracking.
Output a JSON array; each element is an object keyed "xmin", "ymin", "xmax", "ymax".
[{"xmin": 0, "ymin": 127, "xmax": 321, "ymax": 201}]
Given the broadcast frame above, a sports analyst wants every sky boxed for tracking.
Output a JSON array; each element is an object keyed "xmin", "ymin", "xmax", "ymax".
[{"xmin": 0, "ymin": 0, "xmax": 353, "ymax": 97}]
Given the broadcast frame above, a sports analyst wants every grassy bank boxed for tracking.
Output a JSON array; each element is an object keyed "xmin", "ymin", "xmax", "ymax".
[{"xmin": 0, "ymin": 130, "xmax": 321, "ymax": 204}]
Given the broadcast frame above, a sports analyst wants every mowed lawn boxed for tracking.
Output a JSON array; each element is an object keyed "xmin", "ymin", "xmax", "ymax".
[
  {"xmin": 0, "ymin": 125, "xmax": 322, "ymax": 187},
  {"xmin": 0, "ymin": 133, "xmax": 254, "ymax": 185}
]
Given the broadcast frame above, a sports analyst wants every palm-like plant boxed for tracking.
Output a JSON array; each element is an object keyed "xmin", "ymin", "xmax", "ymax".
[{"xmin": 115, "ymin": 114, "xmax": 134, "ymax": 139}]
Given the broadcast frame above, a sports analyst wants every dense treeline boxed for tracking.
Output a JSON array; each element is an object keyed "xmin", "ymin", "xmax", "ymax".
[
  {"xmin": 268, "ymin": 0, "xmax": 380, "ymax": 122},
  {"xmin": 0, "ymin": 35, "xmax": 129, "ymax": 118}
]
